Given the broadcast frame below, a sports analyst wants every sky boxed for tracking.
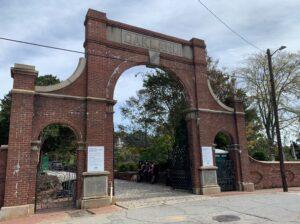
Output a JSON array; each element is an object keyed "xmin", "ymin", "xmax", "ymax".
[{"xmin": 0, "ymin": 0, "xmax": 299, "ymax": 131}]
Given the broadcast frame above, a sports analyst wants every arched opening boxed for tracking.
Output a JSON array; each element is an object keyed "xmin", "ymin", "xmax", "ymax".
[
  {"xmin": 113, "ymin": 65, "xmax": 192, "ymax": 205},
  {"xmin": 214, "ymin": 131, "xmax": 236, "ymax": 192},
  {"xmin": 35, "ymin": 124, "xmax": 78, "ymax": 212},
  {"xmin": 214, "ymin": 131, "xmax": 233, "ymax": 150}
]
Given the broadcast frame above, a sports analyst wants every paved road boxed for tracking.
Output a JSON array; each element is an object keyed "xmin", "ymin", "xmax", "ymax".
[
  {"xmin": 3, "ymin": 181, "xmax": 300, "ymax": 224},
  {"xmin": 40, "ymin": 190, "xmax": 300, "ymax": 224}
]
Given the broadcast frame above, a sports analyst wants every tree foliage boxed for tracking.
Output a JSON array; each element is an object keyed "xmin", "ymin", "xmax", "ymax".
[
  {"xmin": 237, "ymin": 52, "xmax": 300, "ymax": 151},
  {"xmin": 41, "ymin": 125, "xmax": 77, "ymax": 166},
  {"xmin": 116, "ymin": 69, "xmax": 188, "ymax": 167},
  {"xmin": 120, "ymin": 69, "xmax": 187, "ymax": 138}
]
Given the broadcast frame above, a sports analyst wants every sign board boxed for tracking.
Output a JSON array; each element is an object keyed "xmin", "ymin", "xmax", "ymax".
[
  {"xmin": 87, "ymin": 146, "xmax": 104, "ymax": 172},
  {"xmin": 201, "ymin": 146, "xmax": 214, "ymax": 167},
  {"xmin": 121, "ymin": 29, "xmax": 183, "ymax": 57}
]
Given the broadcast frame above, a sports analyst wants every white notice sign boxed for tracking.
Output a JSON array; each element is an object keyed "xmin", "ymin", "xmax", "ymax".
[
  {"xmin": 87, "ymin": 146, "xmax": 104, "ymax": 172},
  {"xmin": 201, "ymin": 146, "xmax": 213, "ymax": 167}
]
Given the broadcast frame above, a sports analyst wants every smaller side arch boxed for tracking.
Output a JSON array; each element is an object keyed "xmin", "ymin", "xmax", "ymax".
[
  {"xmin": 33, "ymin": 120, "xmax": 83, "ymax": 142},
  {"xmin": 213, "ymin": 130, "xmax": 235, "ymax": 149}
]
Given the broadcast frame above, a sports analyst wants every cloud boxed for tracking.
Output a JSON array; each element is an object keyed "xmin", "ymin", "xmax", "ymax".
[{"xmin": 0, "ymin": 0, "xmax": 299, "ymax": 127}]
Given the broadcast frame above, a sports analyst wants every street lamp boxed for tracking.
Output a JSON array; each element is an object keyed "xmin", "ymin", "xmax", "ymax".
[{"xmin": 266, "ymin": 46, "xmax": 288, "ymax": 192}]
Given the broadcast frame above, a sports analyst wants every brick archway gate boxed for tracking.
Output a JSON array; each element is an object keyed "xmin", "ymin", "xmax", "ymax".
[{"xmin": 0, "ymin": 9, "xmax": 254, "ymax": 220}]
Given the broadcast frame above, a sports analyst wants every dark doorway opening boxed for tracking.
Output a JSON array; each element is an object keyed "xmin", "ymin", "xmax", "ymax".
[
  {"xmin": 214, "ymin": 132, "xmax": 236, "ymax": 192},
  {"xmin": 35, "ymin": 124, "xmax": 77, "ymax": 212}
]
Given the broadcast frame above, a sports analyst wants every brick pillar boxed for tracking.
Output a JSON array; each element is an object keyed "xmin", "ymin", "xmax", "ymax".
[
  {"xmin": 233, "ymin": 99, "xmax": 255, "ymax": 191},
  {"xmin": 0, "ymin": 145, "xmax": 8, "ymax": 208},
  {"xmin": 81, "ymin": 9, "xmax": 113, "ymax": 208},
  {"xmin": 0, "ymin": 64, "xmax": 37, "ymax": 220},
  {"xmin": 228, "ymin": 144, "xmax": 243, "ymax": 191},
  {"xmin": 84, "ymin": 9, "xmax": 114, "ymax": 182},
  {"xmin": 190, "ymin": 38, "xmax": 220, "ymax": 195},
  {"xmin": 105, "ymin": 104, "xmax": 115, "ymax": 187},
  {"xmin": 27, "ymin": 141, "xmax": 41, "ymax": 205},
  {"xmin": 76, "ymin": 141, "xmax": 86, "ymax": 206},
  {"xmin": 185, "ymin": 110, "xmax": 201, "ymax": 194}
]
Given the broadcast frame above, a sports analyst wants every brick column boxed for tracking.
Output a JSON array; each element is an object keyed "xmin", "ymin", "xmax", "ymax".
[
  {"xmin": 76, "ymin": 141, "xmax": 86, "ymax": 207},
  {"xmin": 27, "ymin": 141, "xmax": 41, "ymax": 205},
  {"xmin": 0, "ymin": 64, "xmax": 37, "ymax": 220},
  {"xmin": 0, "ymin": 145, "xmax": 8, "ymax": 209},
  {"xmin": 228, "ymin": 144, "xmax": 243, "ymax": 191},
  {"xmin": 185, "ymin": 110, "xmax": 201, "ymax": 194},
  {"xmin": 190, "ymin": 38, "xmax": 221, "ymax": 195},
  {"xmin": 105, "ymin": 104, "xmax": 115, "ymax": 186},
  {"xmin": 233, "ymin": 99, "xmax": 255, "ymax": 191},
  {"xmin": 84, "ymin": 9, "xmax": 114, "ymax": 182}
]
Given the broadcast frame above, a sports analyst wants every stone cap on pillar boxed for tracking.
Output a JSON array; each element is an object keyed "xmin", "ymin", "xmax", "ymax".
[
  {"xmin": 189, "ymin": 38, "xmax": 206, "ymax": 49},
  {"xmin": 11, "ymin": 63, "xmax": 38, "ymax": 90},
  {"xmin": 233, "ymin": 97, "xmax": 244, "ymax": 113},
  {"xmin": 199, "ymin": 166, "xmax": 218, "ymax": 170},
  {"xmin": 82, "ymin": 171, "xmax": 110, "ymax": 177},
  {"xmin": 11, "ymin": 64, "xmax": 38, "ymax": 78},
  {"xmin": 86, "ymin": 9, "xmax": 107, "ymax": 21}
]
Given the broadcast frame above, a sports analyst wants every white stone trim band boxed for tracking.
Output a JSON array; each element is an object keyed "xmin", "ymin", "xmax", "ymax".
[
  {"xmin": 198, "ymin": 108, "xmax": 244, "ymax": 115},
  {"xmin": 35, "ymin": 58, "xmax": 86, "ymax": 92},
  {"xmin": 11, "ymin": 89, "xmax": 116, "ymax": 104},
  {"xmin": 207, "ymin": 80, "xmax": 234, "ymax": 112}
]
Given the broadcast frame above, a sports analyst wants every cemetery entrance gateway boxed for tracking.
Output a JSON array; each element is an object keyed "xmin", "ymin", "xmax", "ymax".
[{"xmin": 0, "ymin": 9, "xmax": 254, "ymax": 220}]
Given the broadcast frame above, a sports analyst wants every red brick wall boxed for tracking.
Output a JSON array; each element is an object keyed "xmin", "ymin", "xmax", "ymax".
[
  {"xmin": 3, "ymin": 8, "xmax": 252, "ymax": 208},
  {"xmin": 0, "ymin": 147, "xmax": 7, "ymax": 208},
  {"xmin": 249, "ymin": 157, "xmax": 300, "ymax": 189}
]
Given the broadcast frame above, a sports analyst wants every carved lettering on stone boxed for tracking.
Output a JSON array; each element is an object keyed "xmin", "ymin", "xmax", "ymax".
[{"xmin": 121, "ymin": 30, "xmax": 183, "ymax": 57}]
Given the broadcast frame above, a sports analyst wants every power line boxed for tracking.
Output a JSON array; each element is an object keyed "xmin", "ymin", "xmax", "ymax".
[
  {"xmin": 0, "ymin": 36, "xmax": 245, "ymax": 80},
  {"xmin": 0, "ymin": 37, "xmax": 84, "ymax": 54},
  {"xmin": 197, "ymin": 0, "xmax": 262, "ymax": 51}
]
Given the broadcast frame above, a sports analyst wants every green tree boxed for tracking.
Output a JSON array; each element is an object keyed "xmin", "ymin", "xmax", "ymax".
[
  {"xmin": 237, "ymin": 52, "xmax": 300, "ymax": 154},
  {"xmin": 118, "ymin": 69, "xmax": 188, "ymax": 165},
  {"xmin": 0, "ymin": 93, "xmax": 12, "ymax": 145},
  {"xmin": 41, "ymin": 125, "xmax": 77, "ymax": 166}
]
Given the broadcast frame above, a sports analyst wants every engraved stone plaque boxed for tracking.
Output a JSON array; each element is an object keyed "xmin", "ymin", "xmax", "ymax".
[
  {"xmin": 107, "ymin": 26, "xmax": 193, "ymax": 59},
  {"xmin": 121, "ymin": 30, "xmax": 183, "ymax": 57}
]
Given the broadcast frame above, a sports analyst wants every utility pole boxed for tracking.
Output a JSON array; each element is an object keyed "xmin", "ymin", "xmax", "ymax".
[{"xmin": 266, "ymin": 47, "xmax": 288, "ymax": 192}]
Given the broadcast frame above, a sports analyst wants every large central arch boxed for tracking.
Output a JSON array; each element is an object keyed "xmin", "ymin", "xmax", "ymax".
[{"xmin": 1, "ymin": 9, "xmax": 254, "ymax": 219}]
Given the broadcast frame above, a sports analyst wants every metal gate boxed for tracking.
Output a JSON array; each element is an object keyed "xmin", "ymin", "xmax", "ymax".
[
  {"xmin": 215, "ymin": 153, "xmax": 235, "ymax": 191},
  {"xmin": 169, "ymin": 146, "xmax": 192, "ymax": 190},
  {"xmin": 35, "ymin": 159, "xmax": 77, "ymax": 211}
]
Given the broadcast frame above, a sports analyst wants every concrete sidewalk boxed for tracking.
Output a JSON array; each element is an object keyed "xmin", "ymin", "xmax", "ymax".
[{"xmin": 1, "ymin": 187, "xmax": 300, "ymax": 224}]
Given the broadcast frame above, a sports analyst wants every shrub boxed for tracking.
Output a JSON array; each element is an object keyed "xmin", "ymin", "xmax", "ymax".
[
  {"xmin": 117, "ymin": 162, "xmax": 138, "ymax": 172},
  {"xmin": 252, "ymin": 151, "xmax": 269, "ymax": 161}
]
